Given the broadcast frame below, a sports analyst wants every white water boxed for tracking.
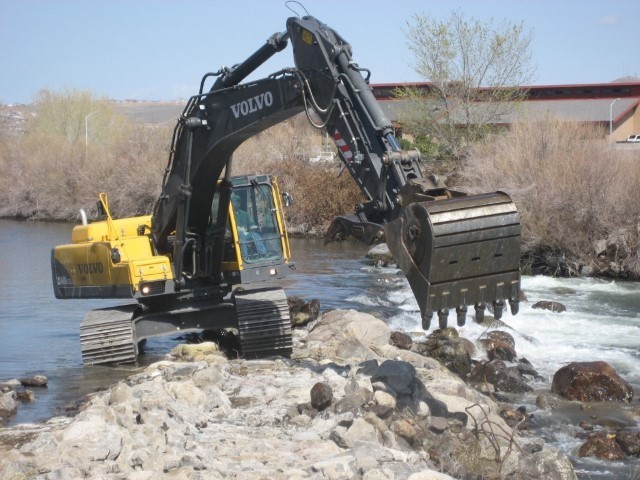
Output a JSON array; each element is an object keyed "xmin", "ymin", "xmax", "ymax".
[{"xmin": 348, "ymin": 267, "xmax": 640, "ymax": 479}]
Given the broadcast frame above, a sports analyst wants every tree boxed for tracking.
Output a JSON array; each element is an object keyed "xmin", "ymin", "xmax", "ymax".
[
  {"xmin": 28, "ymin": 89, "xmax": 126, "ymax": 147},
  {"xmin": 397, "ymin": 10, "xmax": 536, "ymax": 164}
]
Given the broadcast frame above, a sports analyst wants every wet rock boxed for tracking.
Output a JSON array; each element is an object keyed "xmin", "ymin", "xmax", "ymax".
[
  {"xmin": 578, "ymin": 434, "xmax": 626, "ymax": 460},
  {"xmin": 390, "ymin": 331, "xmax": 413, "ymax": 350},
  {"xmin": 19, "ymin": 375, "xmax": 48, "ymax": 387},
  {"xmin": 310, "ymin": 382, "xmax": 333, "ymax": 411},
  {"xmin": 479, "ymin": 336, "xmax": 517, "ymax": 362},
  {"xmin": 615, "ymin": 429, "xmax": 640, "ymax": 456},
  {"xmin": 413, "ymin": 330, "xmax": 472, "ymax": 377},
  {"xmin": 366, "ymin": 243, "xmax": 395, "ymax": 267},
  {"xmin": 469, "ymin": 360, "xmax": 533, "ymax": 394},
  {"xmin": 15, "ymin": 390, "xmax": 35, "ymax": 403},
  {"xmin": 551, "ymin": 361, "xmax": 634, "ymax": 402},
  {"xmin": 288, "ymin": 296, "xmax": 320, "ymax": 327},
  {"xmin": 532, "ymin": 301, "xmax": 566, "ymax": 313},
  {"xmin": 514, "ymin": 445, "xmax": 577, "ymax": 480}
]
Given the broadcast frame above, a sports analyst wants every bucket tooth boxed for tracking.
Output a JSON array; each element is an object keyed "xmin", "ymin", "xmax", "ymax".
[
  {"xmin": 474, "ymin": 303, "xmax": 486, "ymax": 324},
  {"xmin": 456, "ymin": 306, "xmax": 467, "ymax": 326},
  {"xmin": 422, "ymin": 311, "xmax": 433, "ymax": 330},
  {"xmin": 437, "ymin": 308, "xmax": 449, "ymax": 329},
  {"xmin": 493, "ymin": 300, "xmax": 505, "ymax": 320},
  {"xmin": 509, "ymin": 299, "xmax": 519, "ymax": 315}
]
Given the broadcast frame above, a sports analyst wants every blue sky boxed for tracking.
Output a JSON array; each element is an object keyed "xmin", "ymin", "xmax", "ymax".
[{"xmin": 1, "ymin": 0, "xmax": 638, "ymax": 104}]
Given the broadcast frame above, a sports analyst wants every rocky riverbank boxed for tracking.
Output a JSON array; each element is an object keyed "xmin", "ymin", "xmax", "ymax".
[{"xmin": 0, "ymin": 308, "xmax": 581, "ymax": 480}]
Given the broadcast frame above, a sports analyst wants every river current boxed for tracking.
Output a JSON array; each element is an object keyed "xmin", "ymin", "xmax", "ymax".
[{"xmin": 1, "ymin": 219, "xmax": 638, "ymax": 478}]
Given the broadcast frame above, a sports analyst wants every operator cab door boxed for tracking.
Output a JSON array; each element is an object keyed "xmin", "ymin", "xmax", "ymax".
[{"xmin": 216, "ymin": 175, "xmax": 291, "ymax": 285}]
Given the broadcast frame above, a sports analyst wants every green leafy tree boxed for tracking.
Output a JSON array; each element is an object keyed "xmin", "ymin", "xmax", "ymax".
[{"xmin": 397, "ymin": 10, "xmax": 536, "ymax": 164}]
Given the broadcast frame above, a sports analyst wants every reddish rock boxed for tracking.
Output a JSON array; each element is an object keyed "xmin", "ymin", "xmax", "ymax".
[
  {"xmin": 578, "ymin": 435, "xmax": 626, "ymax": 460},
  {"xmin": 551, "ymin": 361, "xmax": 633, "ymax": 402},
  {"xmin": 310, "ymin": 382, "xmax": 333, "ymax": 411}
]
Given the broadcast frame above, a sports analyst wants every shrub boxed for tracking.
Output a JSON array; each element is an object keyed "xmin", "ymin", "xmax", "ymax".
[{"xmin": 460, "ymin": 113, "xmax": 640, "ymax": 276}]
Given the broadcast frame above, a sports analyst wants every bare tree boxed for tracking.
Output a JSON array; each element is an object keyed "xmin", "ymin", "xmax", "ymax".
[{"xmin": 397, "ymin": 10, "xmax": 536, "ymax": 162}]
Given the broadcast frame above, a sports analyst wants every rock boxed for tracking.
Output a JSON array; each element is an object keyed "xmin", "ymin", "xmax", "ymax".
[
  {"xmin": 578, "ymin": 434, "xmax": 626, "ymax": 460},
  {"xmin": 615, "ymin": 429, "xmax": 640, "ymax": 456},
  {"xmin": 390, "ymin": 419, "xmax": 417, "ymax": 444},
  {"xmin": 551, "ymin": 361, "xmax": 634, "ymax": 402},
  {"xmin": 289, "ymin": 296, "xmax": 321, "ymax": 327},
  {"xmin": 366, "ymin": 243, "xmax": 395, "ymax": 266},
  {"xmin": 304, "ymin": 309, "xmax": 390, "ymax": 360},
  {"xmin": 428, "ymin": 416, "xmax": 449, "ymax": 433},
  {"xmin": 390, "ymin": 331, "xmax": 413, "ymax": 350},
  {"xmin": 514, "ymin": 445, "xmax": 577, "ymax": 480},
  {"xmin": 531, "ymin": 301, "xmax": 566, "ymax": 313},
  {"xmin": 310, "ymin": 382, "xmax": 333, "ymax": 411},
  {"xmin": 413, "ymin": 332, "xmax": 472, "ymax": 377},
  {"xmin": 0, "ymin": 308, "xmax": 578, "ymax": 480},
  {"xmin": 19, "ymin": 375, "xmax": 48, "ymax": 387},
  {"xmin": 0, "ymin": 379, "xmax": 22, "ymax": 393},
  {"xmin": 343, "ymin": 417, "xmax": 379, "ymax": 446},
  {"xmin": 479, "ymin": 332, "xmax": 518, "ymax": 362},
  {"xmin": 169, "ymin": 342, "xmax": 223, "ymax": 362},
  {"xmin": 371, "ymin": 360, "xmax": 416, "ymax": 396},
  {"xmin": 0, "ymin": 392, "xmax": 17, "ymax": 418},
  {"xmin": 108, "ymin": 382, "xmax": 133, "ymax": 405},
  {"xmin": 469, "ymin": 360, "xmax": 533, "ymax": 394},
  {"xmin": 373, "ymin": 390, "xmax": 396, "ymax": 410},
  {"xmin": 15, "ymin": 390, "xmax": 35, "ymax": 403}
]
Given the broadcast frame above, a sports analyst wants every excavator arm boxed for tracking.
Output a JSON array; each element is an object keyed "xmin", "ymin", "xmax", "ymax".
[{"xmin": 150, "ymin": 14, "xmax": 521, "ymax": 329}]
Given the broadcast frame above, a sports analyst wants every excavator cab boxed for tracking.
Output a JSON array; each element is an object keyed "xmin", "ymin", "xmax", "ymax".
[{"xmin": 220, "ymin": 175, "xmax": 293, "ymax": 284}]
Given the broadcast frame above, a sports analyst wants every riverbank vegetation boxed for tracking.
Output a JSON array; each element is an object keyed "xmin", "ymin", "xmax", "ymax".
[
  {"xmin": 461, "ymin": 114, "xmax": 640, "ymax": 278},
  {"xmin": 1, "ymin": 90, "xmax": 639, "ymax": 278}
]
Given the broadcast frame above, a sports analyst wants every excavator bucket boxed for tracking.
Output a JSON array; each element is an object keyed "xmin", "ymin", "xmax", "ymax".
[{"xmin": 384, "ymin": 192, "xmax": 520, "ymax": 329}]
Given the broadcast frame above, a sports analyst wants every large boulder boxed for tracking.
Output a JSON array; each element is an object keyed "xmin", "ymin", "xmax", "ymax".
[
  {"xmin": 551, "ymin": 361, "xmax": 633, "ymax": 402},
  {"xmin": 301, "ymin": 309, "xmax": 390, "ymax": 361},
  {"xmin": 578, "ymin": 434, "xmax": 626, "ymax": 460}
]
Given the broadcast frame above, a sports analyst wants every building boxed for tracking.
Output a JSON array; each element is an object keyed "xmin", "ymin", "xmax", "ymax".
[{"xmin": 371, "ymin": 78, "xmax": 640, "ymax": 143}]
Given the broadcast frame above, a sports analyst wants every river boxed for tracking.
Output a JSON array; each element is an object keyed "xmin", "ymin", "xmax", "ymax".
[{"xmin": 1, "ymin": 219, "xmax": 638, "ymax": 479}]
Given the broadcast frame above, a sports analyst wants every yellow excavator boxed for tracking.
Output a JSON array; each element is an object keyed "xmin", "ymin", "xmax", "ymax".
[{"xmin": 51, "ymin": 14, "xmax": 521, "ymax": 365}]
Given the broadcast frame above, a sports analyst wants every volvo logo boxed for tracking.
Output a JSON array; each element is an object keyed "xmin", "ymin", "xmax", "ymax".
[{"xmin": 230, "ymin": 91, "xmax": 274, "ymax": 119}]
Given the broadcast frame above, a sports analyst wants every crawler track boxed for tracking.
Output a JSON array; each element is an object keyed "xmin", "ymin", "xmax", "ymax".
[
  {"xmin": 234, "ymin": 288, "xmax": 293, "ymax": 358},
  {"xmin": 80, "ymin": 305, "xmax": 138, "ymax": 365}
]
